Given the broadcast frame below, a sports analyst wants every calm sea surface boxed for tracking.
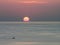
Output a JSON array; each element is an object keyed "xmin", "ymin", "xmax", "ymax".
[{"xmin": 0, "ymin": 22, "xmax": 60, "ymax": 45}]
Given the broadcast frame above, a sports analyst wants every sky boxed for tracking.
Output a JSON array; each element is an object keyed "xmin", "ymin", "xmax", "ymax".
[{"xmin": 0, "ymin": 0, "xmax": 60, "ymax": 21}]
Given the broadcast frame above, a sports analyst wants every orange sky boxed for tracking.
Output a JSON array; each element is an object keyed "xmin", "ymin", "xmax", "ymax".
[
  {"xmin": 0, "ymin": 0, "xmax": 47, "ymax": 3},
  {"xmin": 0, "ymin": 0, "xmax": 60, "ymax": 4}
]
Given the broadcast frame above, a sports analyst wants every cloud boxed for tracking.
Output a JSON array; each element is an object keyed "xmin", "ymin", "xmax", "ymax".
[
  {"xmin": 0, "ymin": 0, "xmax": 48, "ymax": 4},
  {"xmin": 16, "ymin": 0, "xmax": 48, "ymax": 4}
]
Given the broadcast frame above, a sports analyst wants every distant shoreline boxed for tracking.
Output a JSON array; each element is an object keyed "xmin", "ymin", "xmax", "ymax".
[{"xmin": 0, "ymin": 21, "xmax": 60, "ymax": 24}]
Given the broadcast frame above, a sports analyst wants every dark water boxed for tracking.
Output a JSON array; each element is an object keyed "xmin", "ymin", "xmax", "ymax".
[{"xmin": 0, "ymin": 22, "xmax": 60, "ymax": 45}]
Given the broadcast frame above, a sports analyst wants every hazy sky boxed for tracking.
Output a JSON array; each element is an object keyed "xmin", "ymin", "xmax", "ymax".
[{"xmin": 0, "ymin": 0, "xmax": 60, "ymax": 21}]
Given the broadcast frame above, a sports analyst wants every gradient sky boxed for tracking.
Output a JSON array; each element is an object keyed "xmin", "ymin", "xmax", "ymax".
[{"xmin": 0, "ymin": 0, "xmax": 60, "ymax": 21}]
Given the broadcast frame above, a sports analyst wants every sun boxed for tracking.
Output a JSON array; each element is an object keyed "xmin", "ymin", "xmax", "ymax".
[{"xmin": 23, "ymin": 17, "xmax": 30, "ymax": 22}]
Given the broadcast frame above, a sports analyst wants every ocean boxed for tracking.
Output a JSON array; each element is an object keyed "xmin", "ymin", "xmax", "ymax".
[{"xmin": 0, "ymin": 22, "xmax": 60, "ymax": 45}]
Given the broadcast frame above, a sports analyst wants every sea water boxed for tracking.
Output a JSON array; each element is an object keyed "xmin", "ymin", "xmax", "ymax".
[{"xmin": 0, "ymin": 22, "xmax": 60, "ymax": 45}]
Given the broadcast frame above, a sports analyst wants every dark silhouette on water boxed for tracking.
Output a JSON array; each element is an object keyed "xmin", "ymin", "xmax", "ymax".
[{"xmin": 12, "ymin": 37, "xmax": 15, "ymax": 39}]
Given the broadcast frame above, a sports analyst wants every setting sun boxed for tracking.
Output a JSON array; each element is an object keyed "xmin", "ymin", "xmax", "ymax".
[{"xmin": 23, "ymin": 17, "xmax": 30, "ymax": 22}]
